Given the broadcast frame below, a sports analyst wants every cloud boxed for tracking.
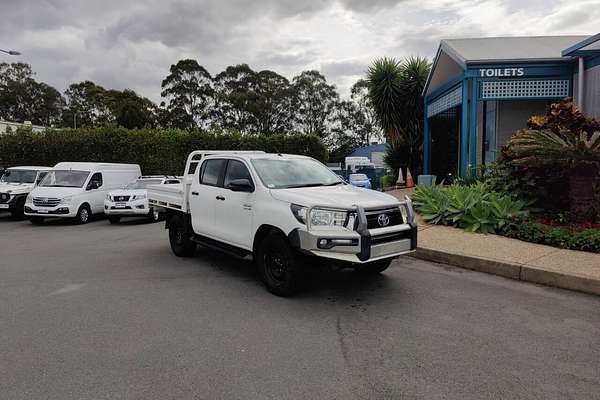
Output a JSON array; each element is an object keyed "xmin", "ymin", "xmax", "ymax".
[{"xmin": 2, "ymin": 0, "xmax": 597, "ymax": 103}]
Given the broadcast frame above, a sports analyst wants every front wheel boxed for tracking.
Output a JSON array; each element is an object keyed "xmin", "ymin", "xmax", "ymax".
[
  {"xmin": 75, "ymin": 205, "xmax": 91, "ymax": 225},
  {"xmin": 168, "ymin": 214, "xmax": 196, "ymax": 257},
  {"xmin": 257, "ymin": 231, "xmax": 304, "ymax": 297},
  {"xmin": 354, "ymin": 258, "xmax": 393, "ymax": 275}
]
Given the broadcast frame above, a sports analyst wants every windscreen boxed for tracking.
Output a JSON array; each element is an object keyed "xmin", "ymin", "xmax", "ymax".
[
  {"xmin": 39, "ymin": 170, "xmax": 90, "ymax": 188},
  {"xmin": 125, "ymin": 179, "xmax": 163, "ymax": 189},
  {"xmin": 251, "ymin": 158, "xmax": 343, "ymax": 189},
  {"xmin": 0, "ymin": 169, "xmax": 37, "ymax": 184},
  {"xmin": 350, "ymin": 174, "xmax": 368, "ymax": 181}
]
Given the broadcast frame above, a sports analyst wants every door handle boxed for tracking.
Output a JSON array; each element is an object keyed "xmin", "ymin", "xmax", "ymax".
[
  {"xmin": 216, "ymin": 195, "xmax": 225, "ymax": 201},
  {"xmin": 191, "ymin": 191, "xmax": 199, "ymax": 196}
]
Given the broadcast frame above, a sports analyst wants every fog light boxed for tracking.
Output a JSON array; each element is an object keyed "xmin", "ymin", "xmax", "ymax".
[{"xmin": 317, "ymin": 238, "xmax": 359, "ymax": 249}]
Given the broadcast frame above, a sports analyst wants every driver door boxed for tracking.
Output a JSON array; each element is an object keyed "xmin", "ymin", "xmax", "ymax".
[{"xmin": 86, "ymin": 172, "xmax": 105, "ymax": 214}]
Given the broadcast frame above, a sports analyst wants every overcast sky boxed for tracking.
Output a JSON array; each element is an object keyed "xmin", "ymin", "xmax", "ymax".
[{"xmin": 3, "ymin": 0, "xmax": 599, "ymax": 102}]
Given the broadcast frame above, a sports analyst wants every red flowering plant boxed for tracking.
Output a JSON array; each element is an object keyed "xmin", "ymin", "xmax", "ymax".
[{"xmin": 505, "ymin": 98, "xmax": 600, "ymax": 222}]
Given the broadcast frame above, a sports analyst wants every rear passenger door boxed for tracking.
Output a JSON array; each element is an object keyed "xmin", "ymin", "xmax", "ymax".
[
  {"xmin": 190, "ymin": 159, "xmax": 227, "ymax": 237},
  {"xmin": 213, "ymin": 159, "xmax": 255, "ymax": 250}
]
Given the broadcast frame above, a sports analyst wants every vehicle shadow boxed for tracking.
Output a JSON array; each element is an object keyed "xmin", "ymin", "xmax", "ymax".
[
  {"xmin": 109, "ymin": 217, "xmax": 159, "ymax": 226},
  {"xmin": 189, "ymin": 248, "xmax": 401, "ymax": 305}
]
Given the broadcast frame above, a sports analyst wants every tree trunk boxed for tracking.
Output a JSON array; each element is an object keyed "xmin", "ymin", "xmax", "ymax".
[{"xmin": 569, "ymin": 165, "xmax": 598, "ymax": 222}]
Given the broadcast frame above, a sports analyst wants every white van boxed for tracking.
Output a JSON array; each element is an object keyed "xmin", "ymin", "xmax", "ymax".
[{"xmin": 24, "ymin": 162, "xmax": 141, "ymax": 224}]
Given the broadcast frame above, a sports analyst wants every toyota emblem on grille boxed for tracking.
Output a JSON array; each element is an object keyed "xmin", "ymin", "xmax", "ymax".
[{"xmin": 377, "ymin": 213, "xmax": 390, "ymax": 227}]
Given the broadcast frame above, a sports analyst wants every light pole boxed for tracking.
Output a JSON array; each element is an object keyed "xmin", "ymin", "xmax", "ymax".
[{"xmin": 0, "ymin": 49, "xmax": 21, "ymax": 56}]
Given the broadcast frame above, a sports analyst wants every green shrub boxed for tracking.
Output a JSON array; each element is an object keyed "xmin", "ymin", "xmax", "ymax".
[
  {"xmin": 0, "ymin": 125, "xmax": 328, "ymax": 175},
  {"xmin": 412, "ymin": 183, "xmax": 528, "ymax": 233},
  {"xmin": 380, "ymin": 174, "xmax": 394, "ymax": 188},
  {"xmin": 501, "ymin": 219, "xmax": 600, "ymax": 253}
]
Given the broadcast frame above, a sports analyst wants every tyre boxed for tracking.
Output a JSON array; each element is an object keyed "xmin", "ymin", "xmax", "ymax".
[
  {"xmin": 10, "ymin": 199, "xmax": 25, "ymax": 219},
  {"xmin": 148, "ymin": 208, "xmax": 160, "ymax": 223},
  {"xmin": 168, "ymin": 214, "xmax": 196, "ymax": 257},
  {"xmin": 108, "ymin": 215, "xmax": 121, "ymax": 224},
  {"xmin": 29, "ymin": 216, "xmax": 44, "ymax": 225},
  {"xmin": 354, "ymin": 258, "xmax": 393, "ymax": 275},
  {"xmin": 257, "ymin": 231, "xmax": 304, "ymax": 297},
  {"xmin": 75, "ymin": 204, "xmax": 91, "ymax": 225}
]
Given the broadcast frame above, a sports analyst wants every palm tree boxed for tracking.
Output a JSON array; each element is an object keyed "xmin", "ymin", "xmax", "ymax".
[
  {"xmin": 367, "ymin": 56, "xmax": 430, "ymax": 176},
  {"xmin": 507, "ymin": 124, "xmax": 600, "ymax": 222}
]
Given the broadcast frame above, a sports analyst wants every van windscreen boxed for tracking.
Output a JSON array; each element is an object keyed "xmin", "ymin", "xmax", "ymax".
[{"xmin": 40, "ymin": 170, "xmax": 90, "ymax": 188}]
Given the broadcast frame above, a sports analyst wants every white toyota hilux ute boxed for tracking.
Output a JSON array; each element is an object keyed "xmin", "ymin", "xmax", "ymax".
[
  {"xmin": 148, "ymin": 150, "xmax": 417, "ymax": 296},
  {"xmin": 0, "ymin": 166, "xmax": 51, "ymax": 218}
]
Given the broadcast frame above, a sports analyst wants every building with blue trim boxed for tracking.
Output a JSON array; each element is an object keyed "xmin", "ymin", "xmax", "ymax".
[
  {"xmin": 423, "ymin": 34, "xmax": 600, "ymax": 178},
  {"xmin": 348, "ymin": 143, "xmax": 390, "ymax": 167}
]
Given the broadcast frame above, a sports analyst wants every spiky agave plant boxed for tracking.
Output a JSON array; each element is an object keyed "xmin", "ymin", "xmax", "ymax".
[{"xmin": 507, "ymin": 128, "xmax": 600, "ymax": 221}]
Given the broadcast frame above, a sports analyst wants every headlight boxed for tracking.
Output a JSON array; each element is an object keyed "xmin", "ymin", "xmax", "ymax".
[
  {"xmin": 26, "ymin": 193, "xmax": 33, "ymax": 203},
  {"xmin": 291, "ymin": 204, "xmax": 307, "ymax": 223},
  {"xmin": 310, "ymin": 209, "xmax": 347, "ymax": 227},
  {"xmin": 60, "ymin": 196, "xmax": 73, "ymax": 204},
  {"xmin": 106, "ymin": 193, "xmax": 111, "ymax": 201},
  {"xmin": 132, "ymin": 194, "xmax": 147, "ymax": 200},
  {"xmin": 291, "ymin": 204, "xmax": 349, "ymax": 227}
]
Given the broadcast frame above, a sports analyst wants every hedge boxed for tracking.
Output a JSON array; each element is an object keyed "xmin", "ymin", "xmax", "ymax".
[{"xmin": 0, "ymin": 125, "xmax": 328, "ymax": 175}]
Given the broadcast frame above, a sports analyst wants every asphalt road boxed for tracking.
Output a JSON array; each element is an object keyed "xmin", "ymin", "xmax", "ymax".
[{"xmin": 1, "ymin": 213, "xmax": 600, "ymax": 400}]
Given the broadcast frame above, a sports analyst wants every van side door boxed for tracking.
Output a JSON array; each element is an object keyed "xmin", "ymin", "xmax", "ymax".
[
  {"xmin": 212, "ymin": 159, "xmax": 255, "ymax": 250},
  {"xmin": 189, "ymin": 159, "xmax": 227, "ymax": 237}
]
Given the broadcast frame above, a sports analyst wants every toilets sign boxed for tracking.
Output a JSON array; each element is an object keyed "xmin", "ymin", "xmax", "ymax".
[{"xmin": 479, "ymin": 67, "xmax": 525, "ymax": 77}]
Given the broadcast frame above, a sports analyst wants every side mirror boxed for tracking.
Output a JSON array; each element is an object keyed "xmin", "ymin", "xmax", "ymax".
[
  {"xmin": 226, "ymin": 178, "xmax": 253, "ymax": 192},
  {"xmin": 87, "ymin": 181, "xmax": 100, "ymax": 191}
]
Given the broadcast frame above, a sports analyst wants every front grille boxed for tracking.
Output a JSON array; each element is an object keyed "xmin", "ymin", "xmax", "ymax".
[
  {"xmin": 33, "ymin": 197, "xmax": 60, "ymax": 207},
  {"xmin": 371, "ymin": 230, "xmax": 412, "ymax": 245},
  {"xmin": 365, "ymin": 207, "xmax": 404, "ymax": 229},
  {"xmin": 0, "ymin": 193, "xmax": 10, "ymax": 204},
  {"xmin": 111, "ymin": 206, "xmax": 132, "ymax": 210},
  {"xmin": 112, "ymin": 195, "xmax": 130, "ymax": 202}
]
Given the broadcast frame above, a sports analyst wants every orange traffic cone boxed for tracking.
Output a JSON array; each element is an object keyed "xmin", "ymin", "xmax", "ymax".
[{"xmin": 405, "ymin": 168, "xmax": 414, "ymax": 188}]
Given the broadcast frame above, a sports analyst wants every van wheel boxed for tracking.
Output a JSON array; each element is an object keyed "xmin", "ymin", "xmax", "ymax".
[
  {"xmin": 148, "ymin": 208, "xmax": 160, "ymax": 222},
  {"xmin": 108, "ymin": 216, "xmax": 120, "ymax": 224},
  {"xmin": 29, "ymin": 216, "xmax": 44, "ymax": 225},
  {"xmin": 257, "ymin": 231, "xmax": 304, "ymax": 297},
  {"xmin": 75, "ymin": 205, "xmax": 91, "ymax": 225},
  {"xmin": 168, "ymin": 214, "xmax": 196, "ymax": 257},
  {"xmin": 354, "ymin": 258, "xmax": 393, "ymax": 274}
]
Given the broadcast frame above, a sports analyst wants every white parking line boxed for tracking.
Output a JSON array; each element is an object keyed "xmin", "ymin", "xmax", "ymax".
[{"xmin": 50, "ymin": 283, "xmax": 86, "ymax": 296}]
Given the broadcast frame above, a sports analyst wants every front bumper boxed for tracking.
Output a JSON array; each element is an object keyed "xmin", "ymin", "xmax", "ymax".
[
  {"xmin": 289, "ymin": 198, "xmax": 417, "ymax": 264},
  {"xmin": 0, "ymin": 194, "xmax": 26, "ymax": 211},
  {"xmin": 24, "ymin": 204, "xmax": 75, "ymax": 217},
  {"xmin": 104, "ymin": 199, "xmax": 150, "ymax": 216}
]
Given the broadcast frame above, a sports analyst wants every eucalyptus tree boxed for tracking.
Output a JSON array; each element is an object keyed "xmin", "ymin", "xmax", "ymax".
[
  {"xmin": 161, "ymin": 59, "xmax": 214, "ymax": 130},
  {"xmin": 0, "ymin": 62, "xmax": 64, "ymax": 126},
  {"xmin": 292, "ymin": 70, "xmax": 339, "ymax": 137}
]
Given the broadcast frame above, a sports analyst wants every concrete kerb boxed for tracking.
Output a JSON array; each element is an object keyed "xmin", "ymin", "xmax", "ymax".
[{"xmin": 411, "ymin": 248, "xmax": 600, "ymax": 296}]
